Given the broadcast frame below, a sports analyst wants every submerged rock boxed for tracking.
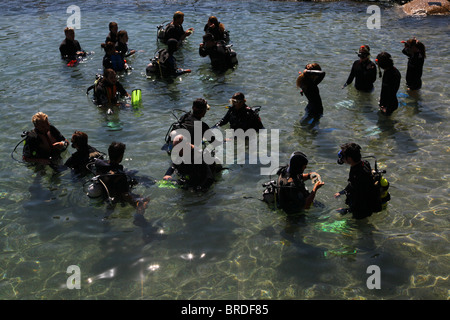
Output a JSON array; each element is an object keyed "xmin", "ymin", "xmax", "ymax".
[{"xmin": 402, "ymin": 0, "xmax": 450, "ymax": 15}]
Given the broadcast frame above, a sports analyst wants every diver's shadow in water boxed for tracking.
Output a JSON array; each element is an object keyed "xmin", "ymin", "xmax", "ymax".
[
  {"xmin": 375, "ymin": 113, "xmax": 418, "ymax": 154},
  {"xmin": 274, "ymin": 212, "xmax": 414, "ymax": 297}
]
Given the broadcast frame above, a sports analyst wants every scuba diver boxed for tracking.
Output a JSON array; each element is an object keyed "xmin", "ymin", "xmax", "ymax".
[
  {"xmin": 161, "ymin": 11, "xmax": 194, "ymax": 44},
  {"xmin": 93, "ymin": 68, "xmax": 130, "ymax": 107},
  {"xmin": 334, "ymin": 142, "xmax": 388, "ymax": 219},
  {"xmin": 115, "ymin": 30, "xmax": 136, "ymax": 58},
  {"xmin": 22, "ymin": 112, "xmax": 69, "ymax": 167},
  {"xmin": 296, "ymin": 63, "xmax": 326, "ymax": 127},
  {"xmin": 146, "ymin": 38, "xmax": 191, "ymax": 77},
  {"xmin": 64, "ymin": 131, "xmax": 104, "ymax": 176},
  {"xmin": 214, "ymin": 92, "xmax": 264, "ymax": 132},
  {"xmin": 59, "ymin": 27, "xmax": 86, "ymax": 63},
  {"xmin": 163, "ymin": 134, "xmax": 219, "ymax": 191},
  {"xmin": 263, "ymin": 152, "xmax": 324, "ymax": 214},
  {"xmin": 105, "ymin": 22, "xmax": 118, "ymax": 46},
  {"xmin": 102, "ymin": 41, "xmax": 128, "ymax": 72},
  {"xmin": 343, "ymin": 45, "xmax": 377, "ymax": 92},
  {"xmin": 203, "ymin": 16, "xmax": 230, "ymax": 43},
  {"xmin": 376, "ymin": 52, "xmax": 401, "ymax": 115},
  {"xmin": 199, "ymin": 33, "xmax": 238, "ymax": 72},
  {"xmin": 401, "ymin": 37, "xmax": 426, "ymax": 91},
  {"xmin": 174, "ymin": 98, "xmax": 213, "ymax": 146},
  {"xmin": 90, "ymin": 142, "xmax": 148, "ymax": 214}
]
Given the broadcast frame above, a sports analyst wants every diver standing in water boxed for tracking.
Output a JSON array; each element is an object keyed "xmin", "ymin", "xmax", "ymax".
[
  {"xmin": 93, "ymin": 142, "xmax": 148, "ymax": 214},
  {"xmin": 401, "ymin": 37, "xmax": 426, "ymax": 91},
  {"xmin": 296, "ymin": 63, "xmax": 326, "ymax": 127},
  {"xmin": 376, "ymin": 52, "xmax": 401, "ymax": 116},
  {"xmin": 163, "ymin": 11, "xmax": 194, "ymax": 44},
  {"xmin": 343, "ymin": 45, "xmax": 377, "ymax": 92},
  {"xmin": 59, "ymin": 27, "xmax": 86, "ymax": 61},
  {"xmin": 94, "ymin": 68, "xmax": 130, "ymax": 107},
  {"xmin": 214, "ymin": 92, "xmax": 264, "ymax": 132},
  {"xmin": 334, "ymin": 143, "xmax": 382, "ymax": 219},
  {"xmin": 64, "ymin": 131, "xmax": 103, "ymax": 176},
  {"xmin": 22, "ymin": 112, "xmax": 68, "ymax": 167},
  {"xmin": 275, "ymin": 152, "xmax": 325, "ymax": 214}
]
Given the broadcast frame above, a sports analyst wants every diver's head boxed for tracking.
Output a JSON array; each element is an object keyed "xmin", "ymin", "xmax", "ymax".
[
  {"xmin": 71, "ymin": 131, "xmax": 88, "ymax": 150},
  {"xmin": 167, "ymin": 38, "xmax": 179, "ymax": 53},
  {"xmin": 338, "ymin": 143, "xmax": 361, "ymax": 165},
  {"xmin": 357, "ymin": 45, "xmax": 370, "ymax": 59},
  {"xmin": 403, "ymin": 38, "xmax": 426, "ymax": 58},
  {"xmin": 287, "ymin": 151, "xmax": 308, "ymax": 176},
  {"xmin": 32, "ymin": 112, "xmax": 50, "ymax": 133},
  {"xmin": 192, "ymin": 98, "xmax": 210, "ymax": 118},
  {"xmin": 117, "ymin": 30, "xmax": 128, "ymax": 43},
  {"xmin": 109, "ymin": 21, "xmax": 118, "ymax": 33},
  {"xmin": 173, "ymin": 11, "xmax": 184, "ymax": 25},
  {"xmin": 202, "ymin": 33, "xmax": 215, "ymax": 48},
  {"xmin": 229, "ymin": 92, "xmax": 245, "ymax": 110},
  {"xmin": 64, "ymin": 27, "xmax": 75, "ymax": 41},
  {"xmin": 103, "ymin": 68, "xmax": 117, "ymax": 84},
  {"xmin": 207, "ymin": 16, "xmax": 219, "ymax": 27},
  {"xmin": 375, "ymin": 52, "xmax": 394, "ymax": 70},
  {"xmin": 108, "ymin": 141, "xmax": 126, "ymax": 163},
  {"xmin": 297, "ymin": 63, "xmax": 321, "ymax": 88}
]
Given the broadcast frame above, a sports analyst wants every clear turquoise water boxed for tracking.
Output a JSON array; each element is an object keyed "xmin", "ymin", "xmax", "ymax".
[{"xmin": 0, "ymin": 0, "xmax": 449, "ymax": 299}]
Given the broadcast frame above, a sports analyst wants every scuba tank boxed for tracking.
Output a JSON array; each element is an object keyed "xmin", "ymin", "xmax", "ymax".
[
  {"xmin": 379, "ymin": 177, "xmax": 391, "ymax": 209},
  {"xmin": 369, "ymin": 157, "xmax": 391, "ymax": 211}
]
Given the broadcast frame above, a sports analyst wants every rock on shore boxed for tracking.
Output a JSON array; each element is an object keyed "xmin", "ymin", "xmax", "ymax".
[{"xmin": 402, "ymin": 0, "xmax": 450, "ymax": 15}]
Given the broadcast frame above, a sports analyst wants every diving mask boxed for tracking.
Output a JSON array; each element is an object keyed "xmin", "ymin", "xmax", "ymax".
[{"xmin": 337, "ymin": 150, "xmax": 345, "ymax": 165}]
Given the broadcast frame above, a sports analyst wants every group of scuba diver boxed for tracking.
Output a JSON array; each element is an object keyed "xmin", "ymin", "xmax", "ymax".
[{"xmin": 19, "ymin": 11, "xmax": 427, "ymax": 220}]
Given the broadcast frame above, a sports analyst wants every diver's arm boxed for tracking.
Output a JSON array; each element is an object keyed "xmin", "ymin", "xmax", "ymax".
[
  {"xmin": 214, "ymin": 109, "xmax": 231, "ymax": 127},
  {"xmin": 304, "ymin": 181, "xmax": 324, "ymax": 209},
  {"xmin": 163, "ymin": 165, "xmax": 175, "ymax": 180}
]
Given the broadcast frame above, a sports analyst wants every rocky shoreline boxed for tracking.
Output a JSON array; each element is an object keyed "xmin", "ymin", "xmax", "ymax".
[{"xmin": 271, "ymin": 0, "xmax": 450, "ymax": 15}]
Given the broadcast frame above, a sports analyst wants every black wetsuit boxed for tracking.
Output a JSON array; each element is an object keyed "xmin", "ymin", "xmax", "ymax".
[
  {"xmin": 105, "ymin": 32, "xmax": 117, "ymax": 45},
  {"xmin": 115, "ymin": 42, "xmax": 129, "ymax": 58},
  {"xmin": 94, "ymin": 159, "xmax": 130, "ymax": 197},
  {"xmin": 177, "ymin": 111, "xmax": 212, "ymax": 145},
  {"xmin": 64, "ymin": 145, "xmax": 102, "ymax": 175},
  {"xmin": 402, "ymin": 48, "xmax": 424, "ymax": 90},
  {"xmin": 165, "ymin": 149, "xmax": 216, "ymax": 190},
  {"xmin": 345, "ymin": 59, "xmax": 377, "ymax": 92},
  {"xmin": 164, "ymin": 23, "xmax": 185, "ymax": 43},
  {"xmin": 215, "ymin": 105, "xmax": 264, "ymax": 131},
  {"xmin": 147, "ymin": 49, "xmax": 178, "ymax": 76},
  {"xmin": 276, "ymin": 166, "xmax": 309, "ymax": 214},
  {"xmin": 94, "ymin": 80, "xmax": 127, "ymax": 106},
  {"xmin": 59, "ymin": 38, "xmax": 82, "ymax": 60},
  {"xmin": 300, "ymin": 72, "xmax": 326, "ymax": 125},
  {"xmin": 379, "ymin": 67, "xmax": 401, "ymax": 115},
  {"xmin": 199, "ymin": 41, "xmax": 235, "ymax": 71},
  {"xmin": 22, "ymin": 126, "xmax": 66, "ymax": 162},
  {"xmin": 343, "ymin": 160, "xmax": 380, "ymax": 219}
]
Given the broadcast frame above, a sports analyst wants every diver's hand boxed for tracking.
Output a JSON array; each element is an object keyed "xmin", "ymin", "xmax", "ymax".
[
  {"xmin": 53, "ymin": 141, "xmax": 67, "ymax": 149},
  {"xmin": 312, "ymin": 181, "xmax": 324, "ymax": 193}
]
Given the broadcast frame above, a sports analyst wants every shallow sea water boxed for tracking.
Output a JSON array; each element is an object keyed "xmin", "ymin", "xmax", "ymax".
[{"xmin": 0, "ymin": 0, "xmax": 449, "ymax": 300}]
